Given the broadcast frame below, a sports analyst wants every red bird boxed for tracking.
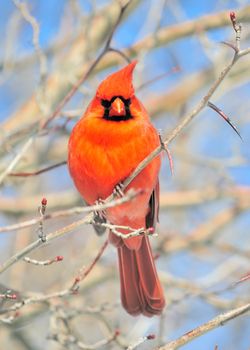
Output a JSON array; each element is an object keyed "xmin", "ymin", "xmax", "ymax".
[{"xmin": 68, "ymin": 61, "xmax": 165, "ymax": 316}]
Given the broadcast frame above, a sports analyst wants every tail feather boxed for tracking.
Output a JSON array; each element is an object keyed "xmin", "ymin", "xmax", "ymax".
[
  {"xmin": 135, "ymin": 237, "xmax": 165, "ymax": 314},
  {"xmin": 118, "ymin": 236, "xmax": 165, "ymax": 317},
  {"xmin": 118, "ymin": 247, "xmax": 142, "ymax": 315}
]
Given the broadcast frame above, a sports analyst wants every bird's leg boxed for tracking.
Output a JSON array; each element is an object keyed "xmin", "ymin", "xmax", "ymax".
[
  {"xmin": 113, "ymin": 182, "xmax": 125, "ymax": 198},
  {"xmin": 94, "ymin": 198, "xmax": 106, "ymax": 219},
  {"xmin": 92, "ymin": 199, "xmax": 107, "ymax": 236}
]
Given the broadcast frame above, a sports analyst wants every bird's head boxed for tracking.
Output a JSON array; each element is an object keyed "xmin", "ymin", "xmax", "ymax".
[{"xmin": 91, "ymin": 60, "xmax": 141, "ymax": 122}]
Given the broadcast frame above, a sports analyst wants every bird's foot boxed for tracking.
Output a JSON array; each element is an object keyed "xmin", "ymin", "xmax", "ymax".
[
  {"xmin": 113, "ymin": 182, "xmax": 125, "ymax": 198},
  {"xmin": 93, "ymin": 199, "xmax": 107, "ymax": 236},
  {"xmin": 94, "ymin": 198, "xmax": 106, "ymax": 220}
]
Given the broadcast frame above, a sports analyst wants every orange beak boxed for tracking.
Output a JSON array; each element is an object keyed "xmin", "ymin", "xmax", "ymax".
[{"xmin": 109, "ymin": 97, "xmax": 125, "ymax": 117}]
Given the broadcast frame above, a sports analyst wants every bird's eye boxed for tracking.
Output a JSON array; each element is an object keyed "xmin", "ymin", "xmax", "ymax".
[{"xmin": 101, "ymin": 99, "xmax": 111, "ymax": 108}]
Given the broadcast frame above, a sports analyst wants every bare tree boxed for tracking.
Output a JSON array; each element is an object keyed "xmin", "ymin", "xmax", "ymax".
[{"xmin": 0, "ymin": 1, "xmax": 249, "ymax": 349}]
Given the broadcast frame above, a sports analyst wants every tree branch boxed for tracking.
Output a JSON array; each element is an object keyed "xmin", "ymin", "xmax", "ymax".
[{"xmin": 158, "ymin": 303, "xmax": 250, "ymax": 350}]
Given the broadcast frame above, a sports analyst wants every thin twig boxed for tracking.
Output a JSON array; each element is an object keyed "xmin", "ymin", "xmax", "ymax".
[
  {"xmin": 70, "ymin": 239, "xmax": 108, "ymax": 292},
  {"xmin": 207, "ymin": 101, "xmax": 242, "ymax": 139},
  {"xmin": 127, "ymin": 334, "xmax": 155, "ymax": 350},
  {"xmin": 158, "ymin": 303, "xmax": 250, "ymax": 350},
  {"xmin": 101, "ymin": 223, "xmax": 156, "ymax": 239},
  {"xmin": 0, "ymin": 189, "xmax": 140, "ymax": 234},
  {"xmin": 23, "ymin": 255, "xmax": 63, "ymax": 266},
  {"xmin": 0, "ymin": 136, "xmax": 34, "ymax": 186},
  {"xmin": 9, "ymin": 161, "xmax": 67, "ymax": 177}
]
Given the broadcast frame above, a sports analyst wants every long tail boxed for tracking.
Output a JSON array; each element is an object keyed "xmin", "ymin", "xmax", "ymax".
[{"xmin": 117, "ymin": 236, "xmax": 165, "ymax": 317}]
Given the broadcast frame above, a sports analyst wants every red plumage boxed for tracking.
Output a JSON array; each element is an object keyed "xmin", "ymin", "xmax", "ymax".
[{"xmin": 68, "ymin": 61, "xmax": 165, "ymax": 316}]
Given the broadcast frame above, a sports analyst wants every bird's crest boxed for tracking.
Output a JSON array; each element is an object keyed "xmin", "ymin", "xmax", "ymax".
[{"xmin": 96, "ymin": 61, "xmax": 137, "ymax": 100}]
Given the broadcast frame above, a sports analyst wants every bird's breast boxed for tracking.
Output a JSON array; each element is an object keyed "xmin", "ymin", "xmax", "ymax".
[{"xmin": 68, "ymin": 117, "xmax": 161, "ymax": 212}]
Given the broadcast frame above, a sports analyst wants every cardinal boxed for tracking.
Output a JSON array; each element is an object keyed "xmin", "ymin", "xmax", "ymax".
[{"xmin": 68, "ymin": 61, "xmax": 165, "ymax": 316}]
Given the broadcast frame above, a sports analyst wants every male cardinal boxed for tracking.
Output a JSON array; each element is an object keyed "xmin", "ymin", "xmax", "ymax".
[{"xmin": 68, "ymin": 61, "xmax": 165, "ymax": 316}]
